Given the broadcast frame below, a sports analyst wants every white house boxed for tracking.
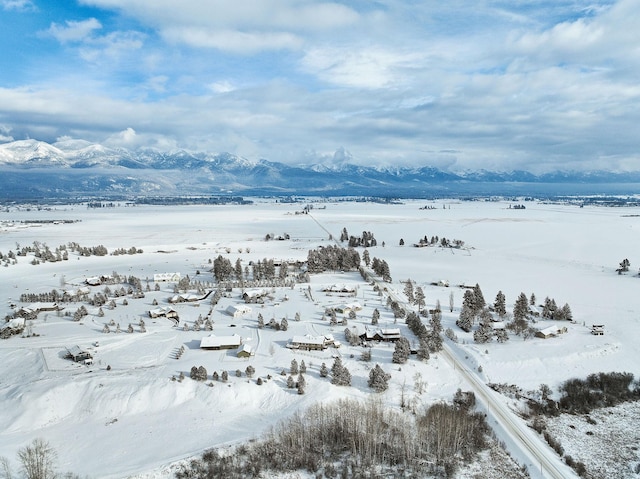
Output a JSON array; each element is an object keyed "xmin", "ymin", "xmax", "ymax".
[
  {"xmin": 287, "ymin": 335, "xmax": 328, "ymax": 350},
  {"xmin": 226, "ymin": 304, "xmax": 252, "ymax": 318},
  {"xmin": 154, "ymin": 272, "xmax": 181, "ymax": 283},
  {"xmin": 535, "ymin": 325, "xmax": 561, "ymax": 339},
  {"xmin": 200, "ymin": 334, "xmax": 242, "ymax": 350}
]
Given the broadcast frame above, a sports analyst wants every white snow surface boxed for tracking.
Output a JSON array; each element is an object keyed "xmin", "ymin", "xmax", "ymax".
[{"xmin": 1, "ymin": 199, "xmax": 639, "ymax": 478}]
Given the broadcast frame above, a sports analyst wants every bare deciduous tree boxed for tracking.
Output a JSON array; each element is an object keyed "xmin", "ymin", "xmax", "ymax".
[{"xmin": 17, "ymin": 438, "xmax": 57, "ymax": 479}]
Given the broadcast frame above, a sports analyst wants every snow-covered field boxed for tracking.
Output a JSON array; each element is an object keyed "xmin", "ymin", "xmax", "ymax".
[{"xmin": 1, "ymin": 198, "xmax": 639, "ymax": 478}]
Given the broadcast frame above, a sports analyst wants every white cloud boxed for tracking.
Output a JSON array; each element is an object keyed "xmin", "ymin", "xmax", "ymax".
[
  {"xmin": 1, "ymin": 0, "xmax": 36, "ymax": 11},
  {"xmin": 301, "ymin": 46, "xmax": 423, "ymax": 89},
  {"xmin": 162, "ymin": 27, "xmax": 301, "ymax": 54},
  {"xmin": 0, "ymin": 124, "xmax": 14, "ymax": 143},
  {"xmin": 47, "ymin": 18, "xmax": 102, "ymax": 44},
  {"xmin": 105, "ymin": 127, "xmax": 138, "ymax": 147},
  {"xmin": 208, "ymin": 81, "xmax": 235, "ymax": 94},
  {"xmin": 80, "ymin": 0, "xmax": 359, "ymax": 52}
]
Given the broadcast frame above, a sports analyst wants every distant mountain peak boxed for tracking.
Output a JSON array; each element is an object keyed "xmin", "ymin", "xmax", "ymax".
[{"xmin": 1, "ymin": 138, "xmax": 640, "ymax": 199}]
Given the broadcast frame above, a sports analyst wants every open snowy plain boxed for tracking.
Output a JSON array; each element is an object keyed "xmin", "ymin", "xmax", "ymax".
[{"xmin": 1, "ymin": 198, "xmax": 639, "ymax": 478}]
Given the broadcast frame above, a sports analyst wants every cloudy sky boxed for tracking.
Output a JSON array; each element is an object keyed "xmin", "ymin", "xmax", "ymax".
[{"xmin": 0, "ymin": 0, "xmax": 638, "ymax": 172}]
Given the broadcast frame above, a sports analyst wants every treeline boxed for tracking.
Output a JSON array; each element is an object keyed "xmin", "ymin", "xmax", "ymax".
[
  {"xmin": 532, "ymin": 371, "xmax": 640, "ymax": 416},
  {"xmin": 306, "ymin": 245, "xmax": 361, "ymax": 273},
  {"xmin": 176, "ymin": 397, "xmax": 490, "ymax": 479}
]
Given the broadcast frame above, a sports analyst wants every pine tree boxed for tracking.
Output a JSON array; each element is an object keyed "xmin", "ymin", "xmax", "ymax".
[
  {"xmin": 290, "ymin": 358, "xmax": 299, "ymax": 375},
  {"xmin": 280, "ymin": 318, "xmax": 288, "ymax": 331},
  {"xmin": 372, "ymin": 308, "xmax": 380, "ymax": 325},
  {"xmin": 473, "ymin": 323, "xmax": 494, "ymax": 344},
  {"xmin": 221, "ymin": 370, "xmax": 228, "ymax": 382},
  {"xmin": 513, "ymin": 292, "xmax": 530, "ymax": 322},
  {"xmin": 257, "ymin": 313, "xmax": 264, "ymax": 329},
  {"xmin": 404, "ymin": 280, "xmax": 415, "ymax": 303},
  {"xmin": 392, "ymin": 337, "xmax": 411, "ymax": 364},
  {"xmin": 473, "ymin": 284, "xmax": 485, "ymax": 312},
  {"xmin": 300, "ymin": 360, "xmax": 306, "ymax": 374},
  {"xmin": 417, "ymin": 338, "xmax": 430, "ymax": 361},
  {"xmin": 414, "ymin": 287, "xmax": 426, "ymax": 312},
  {"xmin": 494, "ymin": 291, "xmax": 507, "ymax": 317},
  {"xmin": 287, "ymin": 375, "xmax": 295, "ymax": 388},
  {"xmin": 331, "ymin": 357, "xmax": 351, "ymax": 386},
  {"xmin": 245, "ymin": 365, "xmax": 255, "ymax": 378},
  {"xmin": 560, "ymin": 303, "xmax": 573, "ymax": 321},
  {"xmin": 319, "ymin": 362, "xmax": 329, "ymax": 378},
  {"xmin": 368, "ymin": 364, "xmax": 391, "ymax": 392},
  {"xmin": 456, "ymin": 303, "xmax": 474, "ymax": 332}
]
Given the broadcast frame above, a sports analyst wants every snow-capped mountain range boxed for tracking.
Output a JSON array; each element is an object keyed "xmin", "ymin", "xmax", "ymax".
[{"xmin": 1, "ymin": 139, "xmax": 639, "ymax": 199}]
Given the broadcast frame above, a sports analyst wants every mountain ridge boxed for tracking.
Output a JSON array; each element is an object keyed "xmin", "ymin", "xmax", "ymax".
[{"xmin": 1, "ymin": 139, "xmax": 639, "ymax": 199}]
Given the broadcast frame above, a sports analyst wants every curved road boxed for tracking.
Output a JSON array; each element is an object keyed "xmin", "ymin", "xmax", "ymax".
[{"xmin": 309, "ymin": 212, "xmax": 576, "ymax": 478}]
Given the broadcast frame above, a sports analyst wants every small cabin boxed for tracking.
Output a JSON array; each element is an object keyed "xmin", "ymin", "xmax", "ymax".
[
  {"xmin": 591, "ymin": 324, "xmax": 604, "ymax": 336},
  {"xmin": 66, "ymin": 345, "xmax": 93, "ymax": 363}
]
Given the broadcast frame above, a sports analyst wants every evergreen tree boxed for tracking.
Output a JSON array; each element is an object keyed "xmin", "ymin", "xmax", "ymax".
[
  {"xmin": 280, "ymin": 318, "xmax": 288, "ymax": 331},
  {"xmin": 392, "ymin": 337, "xmax": 411, "ymax": 364},
  {"xmin": 287, "ymin": 375, "xmax": 295, "ymax": 388},
  {"xmin": 456, "ymin": 303, "xmax": 474, "ymax": 332},
  {"xmin": 495, "ymin": 328, "xmax": 509, "ymax": 343},
  {"xmin": 300, "ymin": 360, "xmax": 307, "ymax": 374},
  {"xmin": 473, "ymin": 284, "xmax": 486, "ymax": 312},
  {"xmin": 197, "ymin": 366, "xmax": 208, "ymax": 381},
  {"xmin": 221, "ymin": 370, "xmax": 228, "ymax": 382},
  {"xmin": 462, "ymin": 289, "xmax": 477, "ymax": 316},
  {"xmin": 368, "ymin": 364, "xmax": 391, "ymax": 392},
  {"xmin": 414, "ymin": 286, "xmax": 426, "ymax": 312},
  {"xmin": 473, "ymin": 323, "xmax": 494, "ymax": 344},
  {"xmin": 319, "ymin": 362, "xmax": 329, "ymax": 378},
  {"xmin": 363, "ymin": 249, "xmax": 370, "ymax": 266},
  {"xmin": 331, "ymin": 357, "xmax": 352, "ymax": 386},
  {"xmin": 530, "ymin": 293, "xmax": 537, "ymax": 306},
  {"xmin": 371, "ymin": 308, "xmax": 380, "ymax": 325},
  {"xmin": 494, "ymin": 291, "xmax": 507, "ymax": 317},
  {"xmin": 513, "ymin": 292, "xmax": 530, "ymax": 322},
  {"xmin": 404, "ymin": 280, "xmax": 415, "ymax": 303},
  {"xmin": 417, "ymin": 338, "xmax": 430, "ymax": 361},
  {"xmin": 290, "ymin": 358, "xmax": 299, "ymax": 375},
  {"xmin": 257, "ymin": 313, "xmax": 264, "ymax": 329},
  {"xmin": 245, "ymin": 365, "xmax": 255, "ymax": 378},
  {"xmin": 560, "ymin": 303, "xmax": 573, "ymax": 321}
]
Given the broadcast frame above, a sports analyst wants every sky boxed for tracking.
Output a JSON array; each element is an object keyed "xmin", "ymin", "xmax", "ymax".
[{"xmin": 0, "ymin": 0, "xmax": 639, "ymax": 173}]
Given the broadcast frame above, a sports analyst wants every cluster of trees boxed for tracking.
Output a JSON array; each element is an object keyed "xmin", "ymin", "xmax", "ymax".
[
  {"xmin": 413, "ymin": 235, "xmax": 465, "ymax": 248},
  {"xmin": 541, "ymin": 296, "xmax": 573, "ymax": 321},
  {"xmin": 176, "ymin": 396, "xmax": 490, "ymax": 479},
  {"xmin": 257, "ymin": 313, "xmax": 289, "ymax": 331},
  {"xmin": 456, "ymin": 284, "xmax": 488, "ymax": 332},
  {"xmin": 403, "ymin": 280, "xmax": 426, "ymax": 312},
  {"xmin": 340, "ymin": 227, "xmax": 378, "ymax": 248},
  {"xmin": 557, "ymin": 372, "xmax": 639, "ymax": 414},
  {"xmin": 67, "ymin": 242, "xmax": 108, "ymax": 257},
  {"xmin": 406, "ymin": 310, "xmax": 443, "ymax": 359},
  {"xmin": 370, "ymin": 257, "xmax": 391, "ymax": 282},
  {"xmin": 457, "ymin": 285, "xmax": 510, "ymax": 343},
  {"xmin": 306, "ymin": 245, "xmax": 361, "ymax": 273},
  {"xmin": 110, "ymin": 246, "xmax": 143, "ymax": 256},
  {"xmin": 190, "ymin": 365, "xmax": 208, "ymax": 381}
]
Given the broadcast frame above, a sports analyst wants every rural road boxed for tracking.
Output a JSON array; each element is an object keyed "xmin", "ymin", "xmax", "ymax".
[
  {"xmin": 311, "ymin": 212, "xmax": 577, "ymax": 478},
  {"xmin": 372, "ymin": 275, "xmax": 577, "ymax": 479}
]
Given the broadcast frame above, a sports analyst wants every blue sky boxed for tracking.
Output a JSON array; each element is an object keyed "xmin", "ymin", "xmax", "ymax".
[{"xmin": 1, "ymin": 0, "xmax": 638, "ymax": 172}]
